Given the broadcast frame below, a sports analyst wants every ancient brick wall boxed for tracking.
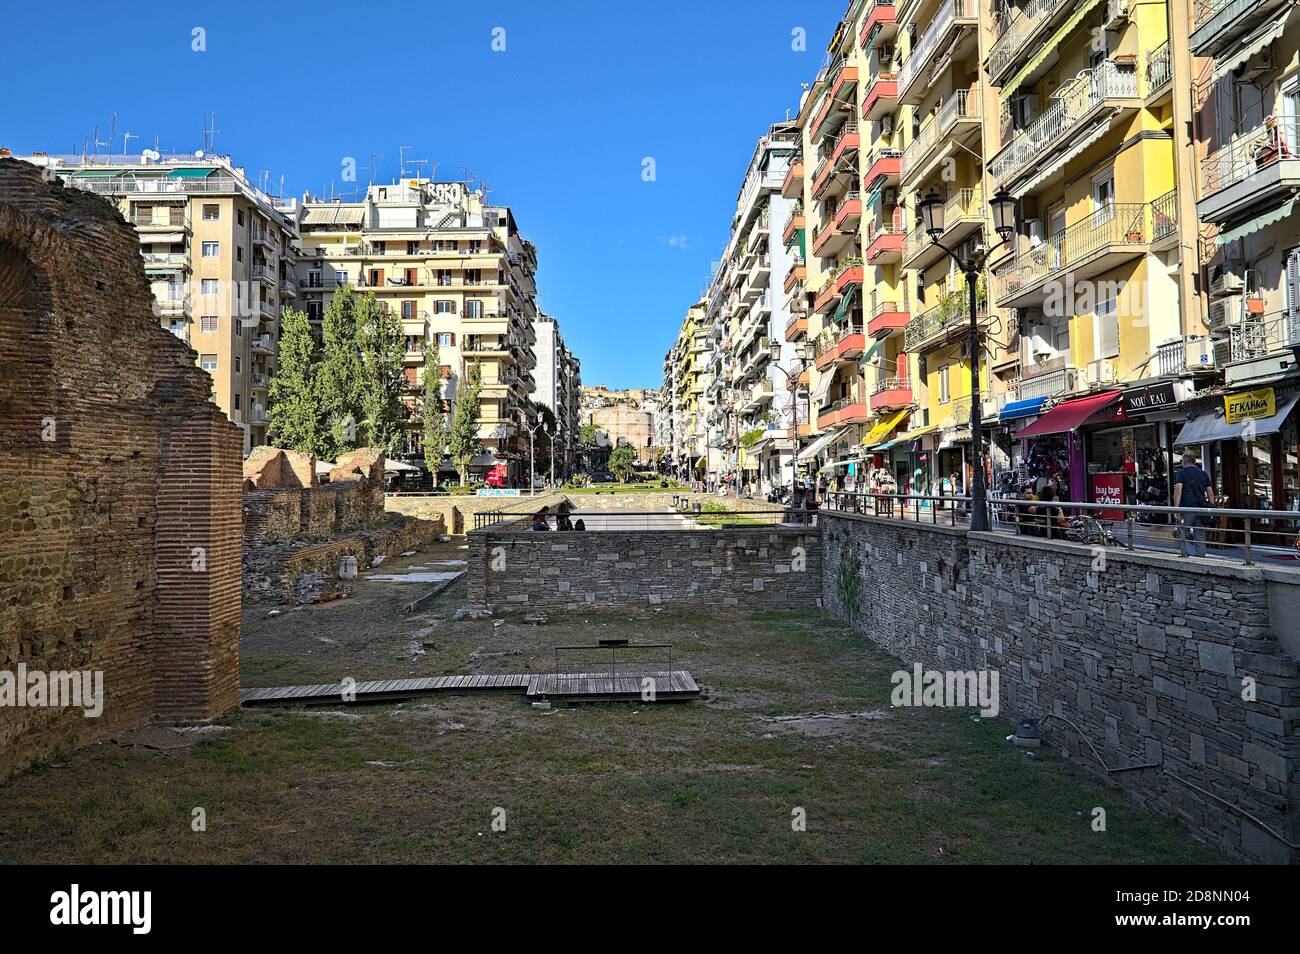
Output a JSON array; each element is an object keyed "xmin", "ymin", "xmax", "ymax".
[
  {"xmin": 466, "ymin": 525, "xmax": 821, "ymax": 610},
  {"xmin": 242, "ymin": 449, "xmax": 386, "ymax": 546},
  {"xmin": 819, "ymin": 510, "xmax": 1300, "ymax": 864},
  {"xmin": 0, "ymin": 159, "xmax": 243, "ymax": 778}
]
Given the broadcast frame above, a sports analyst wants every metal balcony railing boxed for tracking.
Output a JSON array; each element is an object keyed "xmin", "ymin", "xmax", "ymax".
[
  {"xmin": 986, "ymin": 0, "xmax": 1072, "ymax": 80},
  {"xmin": 873, "ymin": 375, "xmax": 910, "ymax": 394},
  {"xmin": 990, "ymin": 60, "xmax": 1139, "ymax": 183},
  {"xmin": 1146, "ymin": 40, "xmax": 1172, "ymax": 91},
  {"xmin": 899, "ymin": 0, "xmax": 977, "ymax": 94},
  {"xmin": 1151, "ymin": 189, "xmax": 1178, "ymax": 241},
  {"xmin": 995, "ymin": 202, "xmax": 1149, "ymax": 300},
  {"xmin": 1015, "ymin": 365, "xmax": 1077, "ymax": 399},
  {"xmin": 1200, "ymin": 116, "xmax": 1299, "ymax": 196},
  {"xmin": 903, "ymin": 290, "xmax": 986, "ymax": 351},
  {"xmin": 900, "ymin": 90, "xmax": 979, "ymax": 180}
]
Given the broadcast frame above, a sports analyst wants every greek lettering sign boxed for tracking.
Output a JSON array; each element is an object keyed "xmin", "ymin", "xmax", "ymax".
[{"xmin": 1224, "ymin": 387, "xmax": 1275, "ymax": 424}]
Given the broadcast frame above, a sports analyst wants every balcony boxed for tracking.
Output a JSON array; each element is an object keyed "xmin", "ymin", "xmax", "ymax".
[
  {"xmin": 870, "ymin": 376, "xmax": 913, "ymax": 412},
  {"xmin": 279, "ymin": 278, "xmax": 298, "ymax": 298},
  {"xmin": 132, "ymin": 208, "xmax": 190, "ymax": 233},
  {"xmin": 811, "ymin": 64, "xmax": 859, "ymax": 141},
  {"xmin": 815, "ymin": 321, "xmax": 866, "ymax": 371},
  {"xmin": 142, "ymin": 252, "xmax": 188, "ymax": 271},
  {"xmin": 813, "ymin": 281, "xmax": 840, "ymax": 315},
  {"xmin": 899, "ymin": 90, "xmax": 981, "ymax": 186},
  {"xmin": 834, "ymin": 193, "xmax": 863, "ymax": 232},
  {"xmin": 866, "ymin": 300, "xmax": 910, "ymax": 337},
  {"xmin": 903, "ymin": 290, "xmax": 987, "ymax": 352},
  {"xmin": 251, "ymin": 335, "xmax": 275, "ymax": 355},
  {"xmin": 811, "ymin": 122, "xmax": 860, "ymax": 200},
  {"xmin": 1191, "ymin": 0, "xmax": 1294, "ymax": 59},
  {"xmin": 781, "ymin": 157, "xmax": 804, "ymax": 199},
  {"xmin": 1197, "ymin": 117, "xmax": 1300, "ymax": 224},
  {"xmin": 782, "ymin": 210, "xmax": 804, "ymax": 246},
  {"xmin": 860, "ymin": 0, "xmax": 899, "ymax": 46},
  {"xmin": 1145, "ymin": 40, "xmax": 1171, "ymax": 96},
  {"xmin": 1156, "ymin": 337, "xmax": 1216, "ymax": 377},
  {"xmin": 985, "ymin": 0, "xmax": 1074, "ymax": 86},
  {"xmin": 902, "ymin": 188, "xmax": 984, "ymax": 269},
  {"xmin": 785, "ymin": 314, "xmax": 808, "ymax": 340},
  {"xmin": 864, "ymin": 220, "xmax": 906, "ymax": 265},
  {"xmin": 249, "ymin": 371, "xmax": 270, "ymax": 391},
  {"xmin": 252, "ymin": 264, "xmax": 277, "ymax": 286},
  {"xmin": 784, "ymin": 262, "xmax": 806, "ymax": 295},
  {"xmin": 1015, "ymin": 365, "xmax": 1079, "ymax": 400},
  {"xmin": 861, "ymin": 71, "xmax": 899, "ymax": 122},
  {"xmin": 817, "ymin": 392, "xmax": 871, "ymax": 429},
  {"xmin": 834, "ymin": 260, "xmax": 865, "ymax": 294},
  {"xmin": 993, "ymin": 202, "xmax": 1153, "ymax": 308},
  {"xmin": 863, "ymin": 149, "xmax": 902, "ymax": 190},
  {"xmin": 251, "ymin": 225, "xmax": 276, "ymax": 250},
  {"xmin": 898, "ymin": 0, "xmax": 978, "ymax": 105},
  {"xmin": 989, "ymin": 60, "xmax": 1140, "ymax": 191}
]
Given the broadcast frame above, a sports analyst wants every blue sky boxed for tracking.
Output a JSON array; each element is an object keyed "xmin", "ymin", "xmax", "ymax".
[{"xmin": 2, "ymin": 0, "xmax": 845, "ymax": 387}]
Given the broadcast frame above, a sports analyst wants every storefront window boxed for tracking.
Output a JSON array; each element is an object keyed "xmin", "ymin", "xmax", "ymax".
[
  {"xmin": 1089, "ymin": 424, "xmax": 1166, "ymax": 506},
  {"xmin": 1282, "ymin": 417, "xmax": 1298, "ymax": 513}
]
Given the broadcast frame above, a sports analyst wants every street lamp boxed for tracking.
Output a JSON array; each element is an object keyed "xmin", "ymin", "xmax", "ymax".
[
  {"xmin": 770, "ymin": 339, "xmax": 817, "ymax": 497},
  {"xmin": 511, "ymin": 408, "xmax": 545, "ymax": 491},
  {"xmin": 914, "ymin": 187, "xmax": 1017, "ymax": 532}
]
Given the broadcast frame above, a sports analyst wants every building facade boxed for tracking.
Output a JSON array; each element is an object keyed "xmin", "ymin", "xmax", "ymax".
[{"xmin": 532, "ymin": 312, "xmax": 582, "ymax": 477}]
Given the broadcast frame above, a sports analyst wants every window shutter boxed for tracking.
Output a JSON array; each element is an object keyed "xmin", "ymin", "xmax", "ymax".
[
  {"xmin": 1286, "ymin": 248, "xmax": 1300, "ymax": 329},
  {"xmin": 1098, "ymin": 301, "xmax": 1119, "ymax": 358}
]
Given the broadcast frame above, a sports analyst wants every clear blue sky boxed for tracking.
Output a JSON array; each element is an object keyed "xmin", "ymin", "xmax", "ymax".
[{"xmin": 1, "ymin": 0, "xmax": 845, "ymax": 387}]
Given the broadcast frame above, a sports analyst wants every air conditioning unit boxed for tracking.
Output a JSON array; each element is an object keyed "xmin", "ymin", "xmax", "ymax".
[
  {"xmin": 1184, "ymin": 336, "xmax": 1216, "ymax": 369},
  {"xmin": 1208, "ymin": 297, "xmax": 1242, "ymax": 331},
  {"xmin": 1104, "ymin": 0, "xmax": 1129, "ymax": 27},
  {"xmin": 1026, "ymin": 218, "xmax": 1046, "ymax": 244},
  {"xmin": 881, "ymin": 115, "xmax": 895, "ymax": 137},
  {"xmin": 1086, "ymin": 359, "xmax": 1116, "ymax": 385},
  {"xmin": 1209, "ymin": 270, "xmax": 1244, "ymax": 297},
  {"xmin": 883, "ymin": 187, "xmax": 898, "ymax": 206}
]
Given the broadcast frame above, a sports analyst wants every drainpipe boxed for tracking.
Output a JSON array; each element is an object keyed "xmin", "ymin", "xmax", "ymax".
[{"xmin": 1167, "ymin": 0, "xmax": 1204, "ymax": 341}]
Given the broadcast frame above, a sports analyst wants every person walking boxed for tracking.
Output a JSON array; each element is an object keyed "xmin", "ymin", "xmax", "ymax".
[{"xmin": 1173, "ymin": 450, "xmax": 1216, "ymax": 557}]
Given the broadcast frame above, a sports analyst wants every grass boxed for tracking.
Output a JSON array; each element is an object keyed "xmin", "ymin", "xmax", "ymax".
[{"xmin": 0, "ymin": 557, "xmax": 1226, "ymax": 864}]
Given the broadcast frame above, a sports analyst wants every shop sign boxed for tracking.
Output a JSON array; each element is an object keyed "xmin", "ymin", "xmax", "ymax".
[
  {"xmin": 1224, "ymin": 387, "xmax": 1276, "ymax": 424},
  {"xmin": 1121, "ymin": 382, "xmax": 1177, "ymax": 414},
  {"xmin": 1090, "ymin": 472, "xmax": 1125, "ymax": 521}
]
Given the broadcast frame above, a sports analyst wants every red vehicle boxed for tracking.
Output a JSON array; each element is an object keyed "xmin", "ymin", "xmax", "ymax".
[{"xmin": 484, "ymin": 463, "xmax": 510, "ymax": 488}]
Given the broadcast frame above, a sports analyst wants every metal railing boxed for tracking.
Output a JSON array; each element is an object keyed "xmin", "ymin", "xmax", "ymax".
[
  {"xmin": 824, "ymin": 492, "xmax": 1300, "ymax": 565},
  {"xmin": 990, "ymin": 60, "xmax": 1140, "ymax": 183},
  {"xmin": 1151, "ymin": 189, "xmax": 1178, "ymax": 241},
  {"xmin": 899, "ymin": 0, "xmax": 977, "ymax": 94},
  {"xmin": 1146, "ymin": 40, "xmax": 1172, "ymax": 92},
  {"xmin": 995, "ymin": 202, "xmax": 1149, "ymax": 301},
  {"xmin": 1200, "ymin": 116, "xmax": 1299, "ymax": 196},
  {"xmin": 986, "ymin": 0, "xmax": 1072, "ymax": 80},
  {"xmin": 903, "ymin": 289, "xmax": 987, "ymax": 351},
  {"xmin": 1015, "ymin": 365, "xmax": 1077, "ymax": 400},
  {"xmin": 900, "ymin": 90, "xmax": 979, "ymax": 181}
]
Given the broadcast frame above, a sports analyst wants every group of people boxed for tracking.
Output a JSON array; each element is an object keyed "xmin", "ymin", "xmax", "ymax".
[
  {"xmin": 1011, "ymin": 476, "xmax": 1071, "ymax": 539},
  {"xmin": 528, "ymin": 502, "xmax": 585, "ymax": 532}
]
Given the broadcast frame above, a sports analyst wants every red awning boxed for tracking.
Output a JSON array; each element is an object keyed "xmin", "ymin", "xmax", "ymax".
[{"xmin": 1015, "ymin": 389, "xmax": 1122, "ymax": 439}]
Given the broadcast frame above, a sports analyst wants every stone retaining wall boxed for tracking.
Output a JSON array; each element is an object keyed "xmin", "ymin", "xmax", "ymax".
[{"xmin": 819, "ymin": 510, "xmax": 1300, "ymax": 864}]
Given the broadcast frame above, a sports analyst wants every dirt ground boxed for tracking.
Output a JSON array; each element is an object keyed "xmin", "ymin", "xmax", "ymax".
[{"xmin": 0, "ymin": 538, "xmax": 1224, "ymax": 864}]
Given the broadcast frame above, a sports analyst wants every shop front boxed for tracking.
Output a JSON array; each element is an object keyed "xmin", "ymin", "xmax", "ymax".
[
  {"xmin": 861, "ymin": 408, "xmax": 911, "ymax": 494},
  {"xmin": 1080, "ymin": 381, "xmax": 1190, "ymax": 519},
  {"xmin": 1013, "ymin": 389, "xmax": 1123, "ymax": 502}
]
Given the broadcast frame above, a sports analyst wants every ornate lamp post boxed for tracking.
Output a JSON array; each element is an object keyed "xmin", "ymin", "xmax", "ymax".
[{"xmin": 916, "ymin": 187, "xmax": 1017, "ymax": 532}]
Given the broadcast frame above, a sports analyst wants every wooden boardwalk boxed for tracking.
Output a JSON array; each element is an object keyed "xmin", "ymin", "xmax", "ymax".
[{"xmin": 240, "ymin": 670, "xmax": 699, "ymax": 707}]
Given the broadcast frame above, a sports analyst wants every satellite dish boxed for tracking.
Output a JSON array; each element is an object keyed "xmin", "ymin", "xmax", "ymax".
[{"xmin": 194, "ymin": 149, "xmax": 205, "ymax": 159}]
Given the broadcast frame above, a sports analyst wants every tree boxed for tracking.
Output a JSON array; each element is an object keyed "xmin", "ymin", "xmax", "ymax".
[
  {"xmin": 318, "ymin": 285, "xmax": 366, "ymax": 458},
  {"xmin": 267, "ymin": 307, "xmax": 326, "ymax": 455},
  {"xmin": 421, "ymin": 338, "xmax": 447, "ymax": 474},
  {"xmin": 357, "ymin": 296, "xmax": 406, "ymax": 453},
  {"xmin": 578, "ymin": 423, "xmax": 599, "ymax": 447},
  {"xmin": 448, "ymin": 359, "xmax": 483, "ymax": 484},
  {"xmin": 609, "ymin": 446, "xmax": 636, "ymax": 483}
]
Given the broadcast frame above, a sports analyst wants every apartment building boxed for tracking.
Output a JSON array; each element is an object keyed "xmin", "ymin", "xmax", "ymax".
[
  {"xmin": 661, "ymin": 301, "xmax": 710, "ymax": 478},
  {"xmin": 1184, "ymin": 0, "xmax": 1300, "ymax": 514},
  {"xmin": 532, "ymin": 313, "xmax": 582, "ymax": 477},
  {"xmin": 25, "ymin": 151, "xmax": 300, "ymax": 454},
  {"xmin": 295, "ymin": 180, "xmax": 539, "ymax": 471}
]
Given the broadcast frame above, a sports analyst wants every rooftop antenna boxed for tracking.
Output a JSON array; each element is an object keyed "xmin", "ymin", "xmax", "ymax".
[
  {"xmin": 367, "ymin": 152, "xmax": 383, "ymax": 187},
  {"xmin": 460, "ymin": 165, "xmax": 475, "ymax": 188},
  {"xmin": 479, "ymin": 177, "xmax": 494, "ymax": 202},
  {"xmin": 398, "ymin": 144, "xmax": 413, "ymax": 179},
  {"xmin": 107, "ymin": 113, "xmax": 118, "ymax": 153},
  {"xmin": 202, "ymin": 111, "xmax": 219, "ymax": 154},
  {"xmin": 406, "ymin": 157, "xmax": 428, "ymax": 181},
  {"xmin": 121, "ymin": 131, "xmax": 137, "ymax": 154}
]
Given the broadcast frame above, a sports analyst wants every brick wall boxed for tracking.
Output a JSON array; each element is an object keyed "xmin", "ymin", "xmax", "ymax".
[
  {"xmin": 467, "ymin": 525, "xmax": 821, "ymax": 610},
  {"xmin": 242, "ymin": 449, "xmax": 386, "ymax": 546},
  {"xmin": 819, "ymin": 510, "xmax": 1300, "ymax": 864},
  {"xmin": 0, "ymin": 159, "xmax": 242, "ymax": 778}
]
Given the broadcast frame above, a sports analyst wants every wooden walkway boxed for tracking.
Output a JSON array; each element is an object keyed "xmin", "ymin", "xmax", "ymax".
[{"xmin": 239, "ymin": 670, "xmax": 699, "ymax": 706}]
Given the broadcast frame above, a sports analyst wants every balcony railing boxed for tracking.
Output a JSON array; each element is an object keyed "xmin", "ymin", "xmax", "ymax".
[
  {"xmin": 1200, "ymin": 116, "xmax": 1299, "ymax": 196},
  {"xmin": 1156, "ymin": 337, "xmax": 1215, "ymax": 376},
  {"xmin": 900, "ymin": 90, "xmax": 979, "ymax": 181},
  {"xmin": 1015, "ymin": 365, "xmax": 1077, "ymax": 400},
  {"xmin": 898, "ymin": 0, "xmax": 977, "ymax": 96},
  {"xmin": 995, "ymin": 202, "xmax": 1150, "ymax": 302},
  {"xmin": 986, "ymin": 0, "xmax": 1072, "ymax": 81},
  {"xmin": 1146, "ymin": 40, "xmax": 1171, "ymax": 92},
  {"xmin": 903, "ymin": 290, "xmax": 986, "ymax": 351},
  {"xmin": 1151, "ymin": 189, "xmax": 1178, "ymax": 241},
  {"xmin": 990, "ymin": 60, "xmax": 1139, "ymax": 184}
]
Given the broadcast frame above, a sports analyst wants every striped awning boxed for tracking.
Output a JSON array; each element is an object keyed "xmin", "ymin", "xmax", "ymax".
[
  {"xmin": 1001, "ymin": 0, "xmax": 1105, "ymax": 102},
  {"xmin": 1216, "ymin": 200, "xmax": 1295, "ymax": 246},
  {"xmin": 1013, "ymin": 117, "xmax": 1111, "ymax": 198},
  {"xmin": 1211, "ymin": 7, "xmax": 1294, "ymax": 84},
  {"xmin": 166, "ymin": 168, "xmax": 215, "ymax": 179},
  {"xmin": 864, "ymin": 408, "xmax": 910, "ymax": 447}
]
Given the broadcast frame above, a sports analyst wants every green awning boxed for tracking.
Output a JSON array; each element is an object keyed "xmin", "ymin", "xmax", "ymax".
[
  {"xmin": 831, "ymin": 284, "xmax": 858, "ymax": 324},
  {"xmin": 70, "ymin": 169, "xmax": 126, "ymax": 178},
  {"xmin": 166, "ymin": 168, "xmax": 215, "ymax": 179},
  {"xmin": 1217, "ymin": 201, "xmax": 1295, "ymax": 246},
  {"xmin": 785, "ymin": 227, "xmax": 805, "ymax": 250},
  {"xmin": 1001, "ymin": 0, "xmax": 1104, "ymax": 102},
  {"xmin": 861, "ymin": 337, "xmax": 882, "ymax": 364}
]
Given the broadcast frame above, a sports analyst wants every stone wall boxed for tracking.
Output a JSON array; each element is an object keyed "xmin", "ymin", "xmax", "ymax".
[
  {"xmin": 819, "ymin": 510, "xmax": 1300, "ymax": 864},
  {"xmin": 467, "ymin": 524, "xmax": 821, "ymax": 610},
  {"xmin": 243, "ymin": 448, "xmax": 386, "ymax": 545},
  {"xmin": 0, "ymin": 158, "xmax": 243, "ymax": 778}
]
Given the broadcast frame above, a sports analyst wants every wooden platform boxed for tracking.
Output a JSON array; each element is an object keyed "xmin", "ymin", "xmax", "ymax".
[{"xmin": 239, "ymin": 670, "xmax": 699, "ymax": 707}]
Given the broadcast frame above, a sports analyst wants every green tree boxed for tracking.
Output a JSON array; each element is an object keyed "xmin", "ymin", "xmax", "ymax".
[
  {"xmin": 357, "ymin": 297, "xmax": 406, "ymax": 453},
  {"xmin": 421, "ymin": 338, "xmax": 446, "ymax": 473},
  {"xmin": 266, "ymin": 307, "xmax": 325, "ymax": 455},
  {"xmin": 609, "ymin": 446, "xmax": 636, "ymax": 483},
  {"xmin": 318, "ymin": 285, "xmax": 366, "ymax": 457},
  {"xmin": 448, "ymin": 359, "xmax": 483, "ymax": 484},
  {"xmin": 578, "ymin": 423, "xmax": 599, "ymax": 447}
]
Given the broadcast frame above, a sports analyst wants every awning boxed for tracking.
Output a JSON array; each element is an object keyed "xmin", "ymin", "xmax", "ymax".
[
  {"xmin": 70, "ymin": 169, "xmax": 126, "ymax": 178},
  {"xmin": 166, "ymin": 168, "xmax": 215, "ymax": 179},
  {"xmin": 999, "ymin": 396, "xmax": 1047, "ymax": 421},
  {"xmin": 797, "ymin": 426, "xmax": 847, "ymax": 462},
  {"xmin": 141, "ymin": 232, "xmax": 185, "ymax": 245},
  {"xmin": 831, "ymin": 284, "xmax": 858, "ymax": 324},
  {"xmin": 861, "ymin": 336, "xmax": 882, "ymax": 364},
  {"xmin": 1217, "ymin": 200, "xmax": 1295, "ymax": 246},
  {"xmin": 811, "ymin": 369, "xmax": 836, "ymax": 404},
  {"xmin": 302, "ymin": 205, "xmax": 366, "ymax": 226},
  {"xmin": 1001, "ymin": 0, "xmax": 1105, "ymax": 101},
  {"xmin": 863, "ymin": 408, "xmax": 910, "ymax": 447},
  {"xmin": 1175, "ymin": 390, "xmax": 1300, "ymax": 445},
  {"xmin": 1211, "ymin": 7, "xmax": 1294, "ymax": 84},
  {"xmin": 1013, "ymin": 117, "xmax": 1111, "ymax": 198},
  {"xmin": 1015, "ymin": 389, "xmax": 1122, "ymax": 438}
]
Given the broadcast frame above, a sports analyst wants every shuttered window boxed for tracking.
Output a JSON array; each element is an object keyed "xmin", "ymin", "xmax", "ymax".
[{"xmin": 1096, "ymin": 297, "xmax": 1119, "ymax": 359}]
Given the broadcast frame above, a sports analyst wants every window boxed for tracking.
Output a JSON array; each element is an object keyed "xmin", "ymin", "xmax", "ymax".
[
  {"xmin": 234, "ymin": 321, "xmax": 243, "ymax": 337},
  {"xmin": 466, "ymin": 268, "xmax": 482, "ymax": 285},
  {"xmin": 202, "ymin": 204, "xmax": 220, "ymax": 221},
  {"xmin": 1285, "ymin": 248, "xmax": 1300, "ymax": 336},
  {"xmin": 234, "ymin": 393, "xmax": 241, "ymax": 411},
  {"xmin": 435, "ymin": 300, "xmax": 455, "ymax": 314},
  {"xmin": 1092, "ymin": 171, "xmax": 1115, "ymax": 223},
  {"xmin": 1094, "ymin": 297, "xmax": 1119, "ymax": 359},
  {"xmin": 437, "ymin": 332, "xmax": 453, "ymax": 347},
  {"xmin": 437, "ymin": 269, "xmax": 452, "ymax": 286},
  {"xmin": 407, "ymin": 241, "xmax": 420, "ymax": 255},
  {"xmin": 335, "ymin": 270, "xmax": 348, "ymax": 287},
  {"xmin": 200, "ymin": 279, "xmax": 219, "ymax": 297},
  {"xmin": 202, "ymin": 241, "xmax": 220, "ymax": 257},
  {"xmin": 168, "ymin": 319, "xmax": 186, "ymax": 338},
  {"xmin": 373, "ymin": 241, "xmax": 386, "ymax": 255},
  {"xmin": 236, "ymin": 247, "xmax": 243, "ymax": 263},
  {"xmin": 234, "ymin": 356, "xmax": 241, "ymax": 373},
  {"xmin": 465, "ymin": 299, "xmax": 483, "ymax": 318},
  {"xmin": 938, "ymin": 364, "xmax": 951, "ymax": 403},
  {"xmin": 201, "ymin": 315, "xmax": 219, "ymax": 334},
  {"xmin": 401, "ymin": 300, "xmax": 416, "ymax": 319},
  {"xmin": 199, "ymin": 354, "xmax": 218, "ymax": 371},
  {"xmin": 237, "ymin": 210, "xmax": 244, "ymax": 227}
]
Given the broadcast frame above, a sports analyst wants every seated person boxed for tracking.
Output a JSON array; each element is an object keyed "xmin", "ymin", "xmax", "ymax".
[{"xmin": 529, "ymin": 509, "xmax": 551, "ymax": 531}]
